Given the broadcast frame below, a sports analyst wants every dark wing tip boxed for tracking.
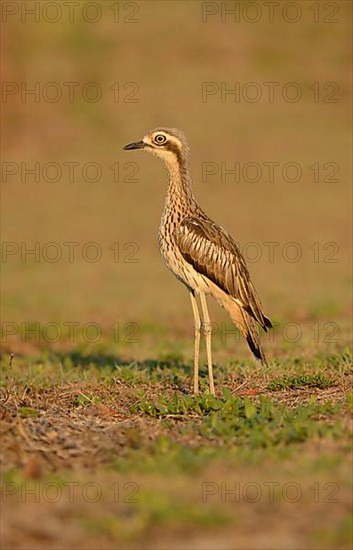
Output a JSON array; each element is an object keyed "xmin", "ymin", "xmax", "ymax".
[
  {"xmin": 246, "ymin": 334, "xmax": 268, "ymax": 367},
  {"xmin": 264, "ymin": 316, "xmax": 272, "ymax": 330},
  {"xmin": 243, "ymin": 305, "xmax": 272, "ymax": 333},
  {"xmin": 246, "ymin": 334, "xmax": 261, "ymax": 359}
]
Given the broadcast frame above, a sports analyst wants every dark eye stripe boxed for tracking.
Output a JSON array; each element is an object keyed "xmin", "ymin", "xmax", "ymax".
[{"xmin": 164, "ymin": 142, "xmax": 183, "ymax": 164}]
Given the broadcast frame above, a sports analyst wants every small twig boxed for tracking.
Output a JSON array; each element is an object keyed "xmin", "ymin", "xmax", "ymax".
[
  {"xmin": 233, "ymin": 380, "xmax": 247, "ymax": 394},
  {"xmin": 0, "ymin": 390, "xmax": 10, "ymax": 406},
  {"xmin": 21, "ymin": 386, "xmax": 30, "ymax": 402}
]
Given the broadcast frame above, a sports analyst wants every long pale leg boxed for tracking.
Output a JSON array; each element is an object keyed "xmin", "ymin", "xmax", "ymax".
[
  {"xmin": 200, "ymin": 292, "xmax": 215, "ymax": 395},
  {"xmin": 189, "ymin": 292, "xmax": 201, "ymax": 394}
]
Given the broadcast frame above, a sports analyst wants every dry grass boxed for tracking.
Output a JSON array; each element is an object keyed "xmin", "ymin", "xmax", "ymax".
[{"xmin": 1, "ymin": 352, "xmax": 352, "ymax": 549}]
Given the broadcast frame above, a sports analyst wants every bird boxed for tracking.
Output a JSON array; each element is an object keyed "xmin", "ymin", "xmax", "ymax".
[{"xmin": 123, "ymin": 128, "xmax": 272, "ymax": 395}]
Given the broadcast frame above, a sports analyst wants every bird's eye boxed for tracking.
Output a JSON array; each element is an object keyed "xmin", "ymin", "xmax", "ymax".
[{"xmin": 154, "ymin": 134, "xmax": 167, "ymax": 145}]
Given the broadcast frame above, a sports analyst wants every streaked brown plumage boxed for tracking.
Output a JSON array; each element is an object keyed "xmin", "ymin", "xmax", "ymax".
[{"xmin": 123, "ymin": 128, "xmax": 271, "ymax": 395}]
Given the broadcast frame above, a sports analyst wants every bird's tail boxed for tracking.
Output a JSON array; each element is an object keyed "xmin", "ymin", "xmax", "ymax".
[{"xmin": 222, "ymin": 297, "xmax": 268, "ymax": 366}]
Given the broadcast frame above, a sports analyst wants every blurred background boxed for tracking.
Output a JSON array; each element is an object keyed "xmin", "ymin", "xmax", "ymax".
[{"xmin": 1, "ymin": 0, "xmax": 352, "ymax": 359}]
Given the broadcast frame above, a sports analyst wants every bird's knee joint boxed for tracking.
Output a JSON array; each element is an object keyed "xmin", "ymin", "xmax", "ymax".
[{"xmin": 202, "ymin": 321, "xmax": 213, "ymax": 335}]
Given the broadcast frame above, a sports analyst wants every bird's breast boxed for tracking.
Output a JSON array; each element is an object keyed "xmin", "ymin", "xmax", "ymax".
[
  {"xmin": 158, "ymin": 211, "xmax": 181, "ymax": 269},
  {"xmin": 158, "ymin": 209, "xmax": 210, "ymax": 294}
]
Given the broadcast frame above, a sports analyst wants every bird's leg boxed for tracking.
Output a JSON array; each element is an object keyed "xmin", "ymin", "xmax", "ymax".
[
  {"xmin": 200, "ymin": 293, "xmax": 215, "ymax": 396},
  {"xmin": 189, "ymin": 291, "xmax": 201, "ymax": 394}
]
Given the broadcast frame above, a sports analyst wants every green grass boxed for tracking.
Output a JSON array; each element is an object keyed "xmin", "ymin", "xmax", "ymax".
[
  {"xmin": 1, "ymin": 347, "xmax": 352, "ymax": 549},
  {"xmin": 267, "ymin": 373, "xmax": 333, "ymax": 391}
]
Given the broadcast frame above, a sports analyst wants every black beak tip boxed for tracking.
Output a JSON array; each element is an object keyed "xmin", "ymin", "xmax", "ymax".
[{"xmin": 123, "ymin": 141, "xmax": 145, "ymax": 151}]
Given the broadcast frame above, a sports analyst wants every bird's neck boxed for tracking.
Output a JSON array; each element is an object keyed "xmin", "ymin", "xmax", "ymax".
[{"xmin": 163, "ymin": 155, "xmax": 195, "ymax": 211}]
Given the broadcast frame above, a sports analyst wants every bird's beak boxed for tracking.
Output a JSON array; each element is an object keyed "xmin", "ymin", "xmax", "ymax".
[{"xmin": 123, "ymin": 140, "xmax": 145, "ymax": 151}]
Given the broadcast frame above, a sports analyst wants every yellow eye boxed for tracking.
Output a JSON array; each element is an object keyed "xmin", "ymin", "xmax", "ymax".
[{"xmin": 154, "ymin": 134, "xmax": 167, "ymax": 145}]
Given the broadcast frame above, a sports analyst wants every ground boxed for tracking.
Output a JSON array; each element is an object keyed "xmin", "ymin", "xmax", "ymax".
[{"xmin": 1, "ymin": 346, "xmax": 352, "ymax": 549}]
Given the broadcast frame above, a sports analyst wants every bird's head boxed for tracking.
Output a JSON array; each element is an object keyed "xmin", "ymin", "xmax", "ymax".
[{"xmin": 123, "ymin": 128, "xmax": 189, "ymax": 166}]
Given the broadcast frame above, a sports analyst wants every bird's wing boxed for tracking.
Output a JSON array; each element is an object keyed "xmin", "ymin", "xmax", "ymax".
[{"xmin": 175, "ymin": 216, "xmax": 271, "ymax": 331}]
